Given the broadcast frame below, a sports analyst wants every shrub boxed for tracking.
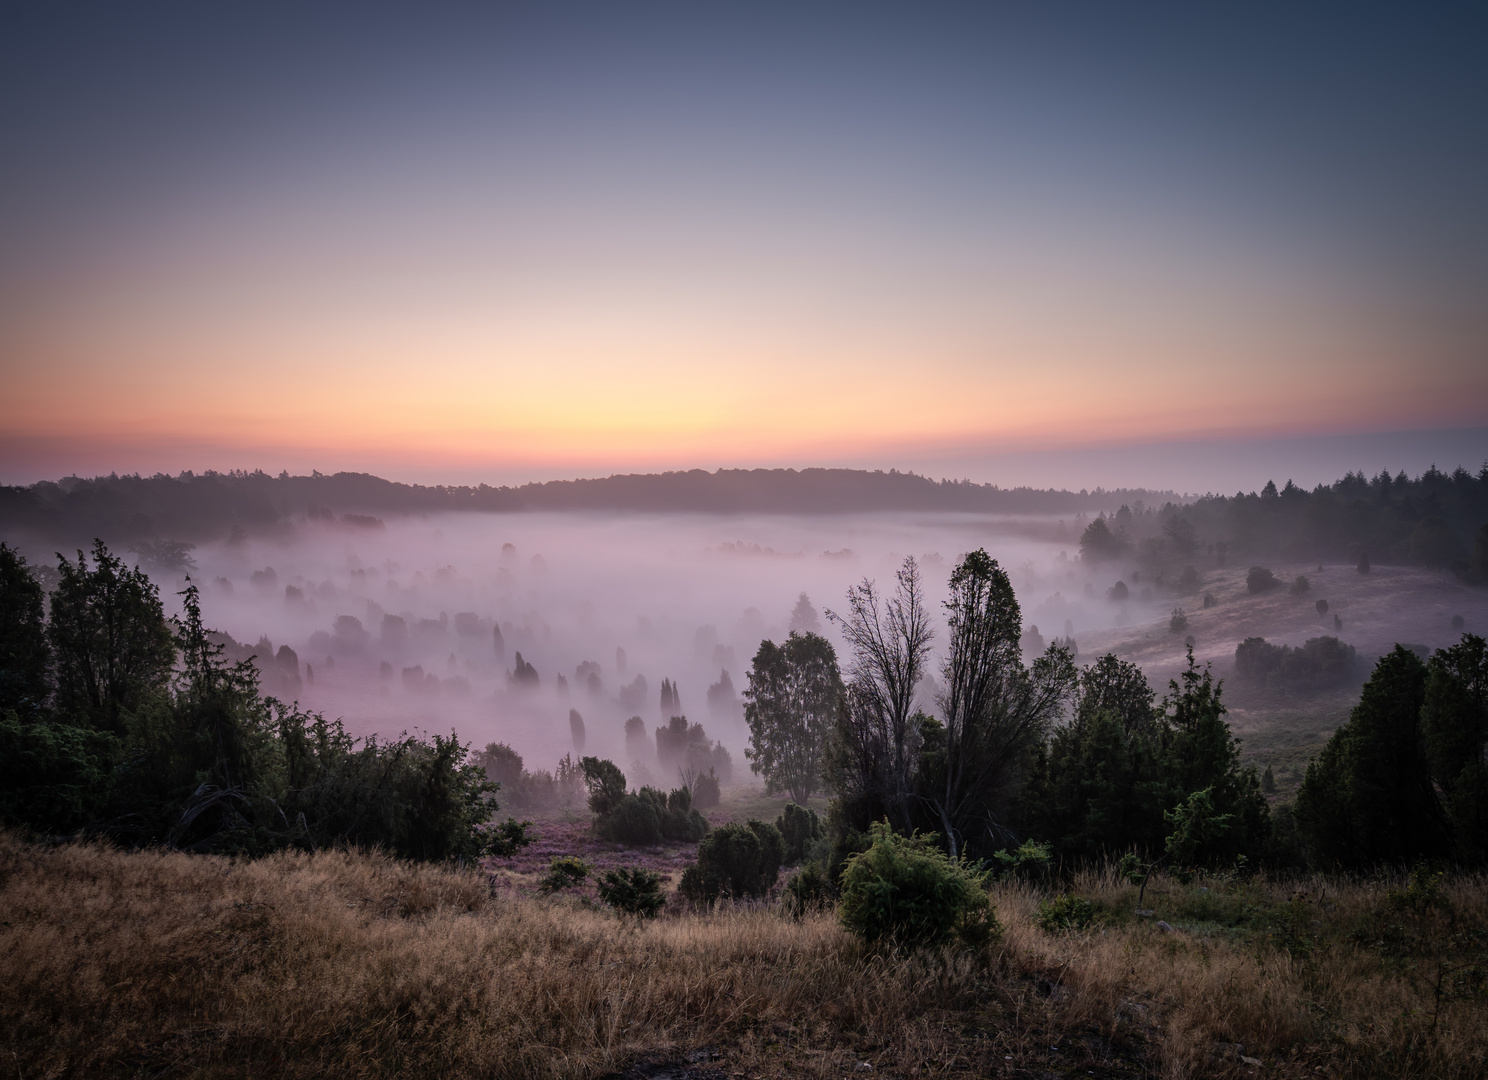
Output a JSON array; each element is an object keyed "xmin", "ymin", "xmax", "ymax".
[
  {"xmin": 1234, "ymin": 636, "xmax": 1359, "ymax": 691},
  {"xmin": 539, "ymin": 856, "xmax": 589, "ymax": 893},
  {"xmin": 0, "ymin": 711, "xmax": 118, "ymax": 834},
  {"xmin": 1202, "ymin": 592, "xmax": 1216, "ymax": 608},
  {"xmin": 1178, "ymin": 564, "xmax": 1199, "ymax": 591},
  {"xmin": 1169, "ymin": 608, "xmax": 1188, "ymax": 634},
  {"xmin": 783, "ymin": 862, "xmax": 836, "ymax": 916},
  {"xmin": 1035, "ymin": 893, "xmax": 1097, "ymax": 933},
  {"xmin": 1316, "ymin": 598, "xmax": 1330, "ymax": 616},
  {"xmin": 596, "ymin": 867, "xmax": 665, "ymax": 918},
  {"xmin": 776, "ymin": 802, "xmax": 824, "ymax": 865},
  {"xmin": 1107, "ymin": 580, "xmax": 1129, "ymax": 601},
  {"xmin": 1357, "ymin": 550, "xmax": 1371, "ymax": 574},
  {"xmin": 690, "ymin": 767, "xmax": 721, "ymax": 808},
  {"xmin": 991, "ymin": 838, "xmax": 1052, "ymax": 882},
  {"xmin": 595, "ymin": 791, "xmax": 662, "ymax": 844},
  {"xmin": 1246, "ymin": 566, "xmax": 1278, "ymax": 594},
  {"xmin": 682, "ymin": 819, "xmax": 785, "ymax": 903},
  {"xmin": 1290, "ymin": 574, "xmax": 1311, "ymax": 596},
  {"xmin": 661, "ymin": 785, "xmax": 710, "ymax": 840},
  {"xmin": 838, "ymin": 821, "xmax": 999, "ymax": 950},
  {"xmin": 592, "ymin": 784, "xmax": 708, "ymax": 845}
]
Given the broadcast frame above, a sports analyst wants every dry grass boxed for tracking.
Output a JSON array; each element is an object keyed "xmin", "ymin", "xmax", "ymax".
[{"xmin": 2, "ymin": 832, "xmax": 1485, "ymax": 1080}]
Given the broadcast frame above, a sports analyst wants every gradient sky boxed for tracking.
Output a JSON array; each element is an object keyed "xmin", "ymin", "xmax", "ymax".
[{"xmin": 1, "ymin": 2, "xmax": 1485, "ymax": 490}]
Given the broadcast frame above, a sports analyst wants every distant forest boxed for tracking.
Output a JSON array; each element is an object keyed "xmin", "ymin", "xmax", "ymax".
[
  {"xmin": 1, "ymin": 464, "xmax": 1486, "ymax": 575},
  {"xmin": 0, "ymin": 468, "xmax": 1169, "ymax": 545}
]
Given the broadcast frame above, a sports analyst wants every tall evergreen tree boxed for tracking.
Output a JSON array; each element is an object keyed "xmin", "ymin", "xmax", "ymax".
[
  {"xmin": 1023, "ymin": 656, "xmax": 1168, "ymax": 861},
  {"xmin": 1159, "ymin": 649, "xmax": 1270, "ymax": 863},
  {"xmin": 1295, "ymin": 646, "xmax": 1450, "ymax": 867},
  {"xmin": 1421, "ymin": 634, "xmax": 1488, "ymax": 864}
]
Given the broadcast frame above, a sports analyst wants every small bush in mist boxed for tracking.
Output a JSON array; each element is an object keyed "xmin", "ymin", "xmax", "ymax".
[
  {"xmin": 1246, "ymin": 566, "xmax": 1278, "ymax": 593},
  {"xmin": 1234, "ymin": 636, "xmax": 1359, "ymax": 691},
  {"xmin": 680, "ymin": 819, "xmax": 784, "ymax": 904},
  {"xmin": 1168, "ymin": 608, "xmax": 1188, "ymax": 634},
  {"xmin": 1106, "ymin": 580, "xmax": 1128, "ymax": 601},
  {"xmin": 595, "ymin": 866, "xmax": 664, "ymax": 918},
  {"xmin": 656, "ymin": 714, "xmax": 733, "ymax": 783},
  {"xmin": 623, "ymin": 714, "xmax": 647, "ymax": 760},
  {"xmin": 1290, "ymin": 573, "xmax": 1311, "ymax": 596},
  {"xmin": 1316, "ymin": 598, "xmax": 1330, "ymax": 615},
  {"xmin": 583, "ymin": 757, "xmax": 707, "ymax": 845},
  {"xmin": 690, "ymin": 766, "xmax": 721, "ymax": 808},
  {"xmin": 838, "ymin": 822, "xmax": 998, "ymax": 951}
]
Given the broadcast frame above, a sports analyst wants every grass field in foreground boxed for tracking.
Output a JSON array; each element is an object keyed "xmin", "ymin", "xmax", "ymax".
[{"xmin": 3, "ymin": 827, "xmax": 1485, "ymax": 1080}]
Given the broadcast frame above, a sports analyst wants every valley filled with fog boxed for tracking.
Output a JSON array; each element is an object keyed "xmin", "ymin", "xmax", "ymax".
[{"xmin": 179, "ymin": 510, "xmax": 1139, "ymax": 783}]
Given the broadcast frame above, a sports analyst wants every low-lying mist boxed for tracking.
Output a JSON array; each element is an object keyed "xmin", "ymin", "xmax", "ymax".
[{"xmin": 167, "ymin": 510, "xmax": 1146, "ymax": 786}]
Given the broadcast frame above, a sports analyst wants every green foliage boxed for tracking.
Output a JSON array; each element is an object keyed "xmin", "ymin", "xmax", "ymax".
[
  {"xmin": 596, "ymin": 867, "xmax": 665, "ymax": 918},
  {"xmin": 0, "ymin": 541, "xmax": 527, "ymax": 863},
  {"xmin": 1359, "ymin": 867, "xmax": 1488, "ymax": 1032},
  {"xmin": 539, "ymin": 855, "xmax": 589, "ymax": 893},
  {"xmin": 923, "ymin": 549, "xmax": 1076, "ymax": 857},
  {"xmin": 48, "ymin": 540, "xmax": 176, "ymax": 735},
  {"xmin": 1020, "ymin": 649, "xmax": 1268, "ymax": 869},
  {"xmin": 0, "ymin": 543, "xmax": 51, "ymax": 717},
  {"xmin": 580, "ymin": 756, "xmax": 627, "ymax": 816},
  {"xmin": 1035, "ymin": 893, "xmax": 1098, "ymax": 933},
  {"xmin": 580, "ymin": 758, "xmax": 709, "ymax": 847},
  {"xmin": 776, "ymin": 802, "xmax": 824, "ymax": 865},
  {"xmin": 595, "ymin": 789, "xmax": 662, "ymax": 844},
  {"xmin": 743, "ymin": 631, "xmax": 842, "ymax": 804},
  {"xmin": 1421, "ymin": 635, "xmax": 1488, "ymax": 865},
  {"xmin": 1020, "ymin": 656, "xmax": 1169, "ymax": 863},
  {"xmin": 0, "ymin": 709, "xmax": 118, "ymax": 834},
  {"xmin": 992, "ymin": 839, "xmax": 1052, "ymax": 882},
  {"xmin": 838, "ymin": 822, "xmax": 999, "ymax": 950},
  {"xmin": 1163, "ymin": 787, "xmax": 1235, "ymax": 866},
  {"xmin": 783, "ymin": 862, "xmax": 836, "ymax": 916},
  {"xmin": 682, "ymin": 819, "xmax": 785, "ymax": 903},
  {"xmin": 1295, "ymin": 646, "xmax": 1454, "ymax": 867},
  {"xmin": 268, "ymin": 701, "xmax": 530, "ymax": 862},
  {"xmin": 1159, "ymin": 650, "xmax": 1270, "ymax": 863}
]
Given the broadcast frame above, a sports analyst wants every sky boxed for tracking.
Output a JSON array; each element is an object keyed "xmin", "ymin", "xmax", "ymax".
[{"xmin": 1, "ymin": 2, "xmax": 1485, "ymax": 492}]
